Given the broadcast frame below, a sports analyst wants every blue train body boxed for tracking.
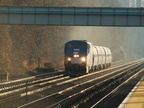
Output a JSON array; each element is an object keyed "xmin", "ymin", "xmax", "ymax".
[{"xmin": 64, "ymin": 40, "xmax": 112, "ymax": 76}]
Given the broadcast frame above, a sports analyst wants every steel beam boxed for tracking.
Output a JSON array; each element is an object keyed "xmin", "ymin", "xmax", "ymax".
[{"xmin": 0, "ymin": 6, "xmax": 144, "ymax": 26}]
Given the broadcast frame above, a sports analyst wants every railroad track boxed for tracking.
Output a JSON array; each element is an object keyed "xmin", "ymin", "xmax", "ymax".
[
  {"xmin": 0, "ymin": 60, "xmax": 132, "ymax": 95},
  {"xmin": 74, "ymin": 63, "xmax": 144, "ymax": 108},
  {"xmin": 0, "ymin": 59, "xmax": 132, "ymax": 94},
  {"xmin": 0, "ymin": 59, "xmax": 143, "ymax": 108},
  {"xmin": 9, "ymin": 59, "xmax": 143, "ymax": 108},
  {"xmin": 0, "ymin": 70, "xmax": 67, "ymax": 103}
]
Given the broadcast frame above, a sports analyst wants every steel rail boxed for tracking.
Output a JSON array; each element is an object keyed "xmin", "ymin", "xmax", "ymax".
[
  {"xmin": 90, "ymin": 68, "xmax": 144, "ymax": 108},
  {"xmin": 17, "ymin": 61, "xmax": 143, "ymax": 108},
  {"xmin": 48, "ymin": 63, "xmax": 143, "ymax": 108}
]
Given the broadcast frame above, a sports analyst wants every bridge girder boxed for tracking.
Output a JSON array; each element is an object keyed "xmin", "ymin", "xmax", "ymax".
[{"xmin": 0, "ymin": 6, "xmax": 144, "ymax": 26}]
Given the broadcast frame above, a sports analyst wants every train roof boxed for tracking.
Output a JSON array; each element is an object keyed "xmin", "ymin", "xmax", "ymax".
[
  {"xmin": 65, "ymin": 40, "xmax": 111, "ymax": 51},
  {"xmin": 66, "ymin": 40, "xmax": 87, "ymax": 42},
  {"xmin": 65, "ymin": 40, "xmax": 88, "ymax": 44}
]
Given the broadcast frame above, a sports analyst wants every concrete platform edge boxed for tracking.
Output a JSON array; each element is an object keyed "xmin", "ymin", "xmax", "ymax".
[{"xmin": 118, "ymin": 77, "xmax": 144, "ymax": 108}]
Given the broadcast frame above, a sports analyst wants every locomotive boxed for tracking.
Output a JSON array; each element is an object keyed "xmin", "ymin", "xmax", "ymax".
[{"xmin": 64, "ymin": 40, "xmax": 112, "ymax": 76}]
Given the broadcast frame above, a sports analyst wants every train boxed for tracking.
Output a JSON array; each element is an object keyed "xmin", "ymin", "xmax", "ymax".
[{"xmin": 64, "ymin": 40, "xmax": 112, "ymax": 76}]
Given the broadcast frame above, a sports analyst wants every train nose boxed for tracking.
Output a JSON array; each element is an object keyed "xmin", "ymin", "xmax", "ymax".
[{"xmin": 67, "ymin": 57, "xmax": 86, "ymax": 64}]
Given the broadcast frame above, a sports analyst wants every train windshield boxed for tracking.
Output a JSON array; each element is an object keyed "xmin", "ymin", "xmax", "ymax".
[
  {"xmin": 66, "ymin": 44, "xmax": 86, "ymax": 48},
  {"xmin": 65, "ymin": 41, "xmax": 87, "ymax": 56}
]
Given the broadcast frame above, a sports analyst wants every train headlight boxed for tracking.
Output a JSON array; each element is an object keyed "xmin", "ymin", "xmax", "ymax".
[
  {"xmin": 74, "ymin": 54, "xmax": 77, "ymax": 58},
  {"xmin": 68, "ymin": 58, "xmax": 71, "ymax": 61},
  {"xmin": 74, "ymin": 54, "xmax": 79, "ymax": 58},
  {"xmin": 81, "ymin": 57, "xmax": 86, "ymax": 62}
]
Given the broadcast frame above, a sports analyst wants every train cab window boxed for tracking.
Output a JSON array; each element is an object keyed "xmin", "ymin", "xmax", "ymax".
[
  {"xmin": 66, "ymin": 44, "xmax": 86, "ymax": 48},
  {"xmin": 78, "ymin": 44, "xmax": 85, "ymax": 48},
  {"xmin": 67, "ymin": 44, "xmax": 72, "ymax": 48}
]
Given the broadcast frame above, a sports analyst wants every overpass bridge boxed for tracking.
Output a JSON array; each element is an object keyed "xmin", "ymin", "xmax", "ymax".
[{"xmin": 0, "ymin": 6, "xmax": 144, "ymax": 26}]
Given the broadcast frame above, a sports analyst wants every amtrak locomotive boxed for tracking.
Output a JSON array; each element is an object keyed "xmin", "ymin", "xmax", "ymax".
[{"xmin": 64, "ymin": 40, "xmax": 112, "ymax": 76}]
